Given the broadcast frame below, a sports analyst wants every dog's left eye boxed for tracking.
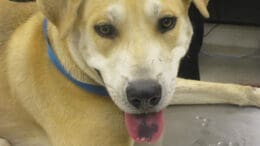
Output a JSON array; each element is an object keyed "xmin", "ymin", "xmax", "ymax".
[
  {"xmin": 158, "ymin": 16, "xmax": 177, "ymax": 33},
  {"xmin": 94, "ymin": 24, "xmax": 117, "ymax": 39}
]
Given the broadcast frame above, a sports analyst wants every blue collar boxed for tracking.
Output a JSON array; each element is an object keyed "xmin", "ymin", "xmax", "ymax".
[{"xmin": 43, "ymin": 19, "xmax": 109, "ymax": 97}]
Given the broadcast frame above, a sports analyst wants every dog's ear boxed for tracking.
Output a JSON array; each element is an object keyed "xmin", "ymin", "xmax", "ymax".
[
  {"xmin": 192, "ymin": 0, "xmax": 210, "ymax": 18},
  {"xmin": 37, "ymin": 0, "xmax": 82, "ymax": 37}
]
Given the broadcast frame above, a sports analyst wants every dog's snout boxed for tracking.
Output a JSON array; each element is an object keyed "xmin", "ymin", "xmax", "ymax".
[{"xmin": 126, "ymin": 80, "xmax": 162, "ymax": 109}]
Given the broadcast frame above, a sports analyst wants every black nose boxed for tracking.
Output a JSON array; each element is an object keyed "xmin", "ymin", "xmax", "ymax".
[{"xmin": 126, "ymin": 80, "xmax": 162, "ymax": 109}]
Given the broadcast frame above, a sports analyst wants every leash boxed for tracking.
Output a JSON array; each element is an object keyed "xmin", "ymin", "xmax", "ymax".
[{"xmin": 42, "ymin": 19, "xmax": 110, "ymax": 97}]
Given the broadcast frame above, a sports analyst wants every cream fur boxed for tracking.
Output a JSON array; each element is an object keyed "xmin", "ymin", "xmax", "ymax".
[
  {"xmin": 0, "ymin": 139, "xmax": 10, "ymax": 146},
  {"xmin": 0, "ymin": 0, "xmax": 209, "ymax": 145}
]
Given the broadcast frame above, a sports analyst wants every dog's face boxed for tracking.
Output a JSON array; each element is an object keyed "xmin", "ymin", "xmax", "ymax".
[
  {"xmin": 38, "ymin": 0, "xmax": 209, "ymax": 143},
  {"xmin": 78, "ymin": 0, "xmax": 194, "ymax": 114},
  {"xmin": 38, "ymin": 0, "xmax": 208, "ymax": 114}
]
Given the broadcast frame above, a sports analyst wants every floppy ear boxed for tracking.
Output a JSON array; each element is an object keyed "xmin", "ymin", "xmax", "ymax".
[
  {"xmin": 37, "ymin": 0, "xmax": 82, "ymax": 37},
  {"xmin": 192, "ymin": 0, "xmax": 210, "ymax": 18}
]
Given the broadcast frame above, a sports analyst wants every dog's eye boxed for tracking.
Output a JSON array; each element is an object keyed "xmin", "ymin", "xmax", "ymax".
[
  {"xmin": 94, "ymin": 24, "xmax": 117, "ymax": 39},
  {"xmin": 158, "ymin": 16, "xmax": 177, "ymax": 33}
]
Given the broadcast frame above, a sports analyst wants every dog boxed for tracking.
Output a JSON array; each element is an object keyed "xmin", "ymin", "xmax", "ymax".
[{"xmin": 0, "ymin": 0, "xmax": 209, "ymax": 145}]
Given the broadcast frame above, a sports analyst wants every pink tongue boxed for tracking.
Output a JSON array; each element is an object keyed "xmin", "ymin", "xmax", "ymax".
[{"xmin": 124, "ymin": 111, "xmax": 164, "ymax": 143}]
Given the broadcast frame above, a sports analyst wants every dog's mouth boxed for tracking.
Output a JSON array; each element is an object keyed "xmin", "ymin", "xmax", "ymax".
[
  {"xmin": 124, "ymin": 111, "xmax": 164, "ymax": 143},
  {"xmin": 95, "ymin": 70, "xmax": 164, "ymax": 143}
]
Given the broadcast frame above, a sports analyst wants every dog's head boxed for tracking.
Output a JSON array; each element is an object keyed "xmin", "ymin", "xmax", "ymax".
[{"xmin": 37, "ymin": 0, "xmax": 209, "ymax": 143}]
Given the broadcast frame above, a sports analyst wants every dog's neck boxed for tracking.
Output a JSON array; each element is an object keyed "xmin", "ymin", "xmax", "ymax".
[{"xmin": 44, "ymin": 20, "xmax": 109, "ymax": 95}]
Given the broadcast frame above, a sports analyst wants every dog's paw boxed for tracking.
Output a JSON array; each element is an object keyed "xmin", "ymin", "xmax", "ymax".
[{"xmin": 0, "ymin": 138, "xmax": 11, "ymax": 146}]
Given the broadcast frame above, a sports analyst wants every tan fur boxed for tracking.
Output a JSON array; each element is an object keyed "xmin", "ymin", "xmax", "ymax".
[
  {"xmin": 0, "ymin": 139, "xmax": 10, "ymax": 146},
  {"xmin": 0, "ymin": 0, "xmax": 37, "ymax": 48},
  {"xmin": 0, "ymin": 0, "xmax": 209, "ymax": 145}
]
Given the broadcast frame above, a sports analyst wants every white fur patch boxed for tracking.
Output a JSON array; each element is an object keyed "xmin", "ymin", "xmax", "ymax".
[
  {"xmin": 107, "ymin": 3, "xmax": 125, "ymax": 23},
  {"xmin": 144, "ymin": 0, "xmax": 161, "ymax": 19}
]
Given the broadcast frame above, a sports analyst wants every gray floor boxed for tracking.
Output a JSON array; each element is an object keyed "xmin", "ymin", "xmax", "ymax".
[
  {"xmin": 200, "ymin": 24, "xmax": 260, "ymax": 84},
  {"xmin": 135, "ymin": 24, "xmax": 260, "ymax": 146}
]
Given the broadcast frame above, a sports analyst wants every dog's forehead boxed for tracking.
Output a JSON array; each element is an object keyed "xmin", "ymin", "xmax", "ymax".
[
  {"xmin": 103, "ymin": 0, "xmax": 184, "ymax": 19},
  {"xmin": 84, "ymin": 0, "xmax": 186, "ymax": 27},
  {"xmin": 144, "ymin": 0, "xmax": 161, "ymax": 17},
  {"xmin": 106, "ymin": 3, "xmax": 125, "ymax": 22},
  {"xmin": 103, "ymin": 0, "xmax": 162, "ymax": 23},
  {"xmin": 106, "ymin": 0, "xmax": 160, "ymax": 19}
]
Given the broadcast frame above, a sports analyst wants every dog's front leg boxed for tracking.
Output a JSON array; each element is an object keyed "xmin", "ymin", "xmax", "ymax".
[
  {"xmin": 171, "ymin": 78, "xmax": 260, "ymax": 107},
  {"xmin": 0, "ymin": 138, "xmax": 10, "ymax": 146}
]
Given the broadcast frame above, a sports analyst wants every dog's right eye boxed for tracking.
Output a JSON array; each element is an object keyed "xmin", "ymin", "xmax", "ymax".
[
  {"xmin": 158, "ymin": 16, "xmax": 177, "ymax": 33},
  {"xmin": 94, "ymin": 24, "xmax": 117, "ymax": 39}
]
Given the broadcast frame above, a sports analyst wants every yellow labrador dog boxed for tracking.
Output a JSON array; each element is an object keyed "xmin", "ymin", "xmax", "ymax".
[{"xmin": 0, "ymin": 0, "xmax": 209, "ymax": 145}]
